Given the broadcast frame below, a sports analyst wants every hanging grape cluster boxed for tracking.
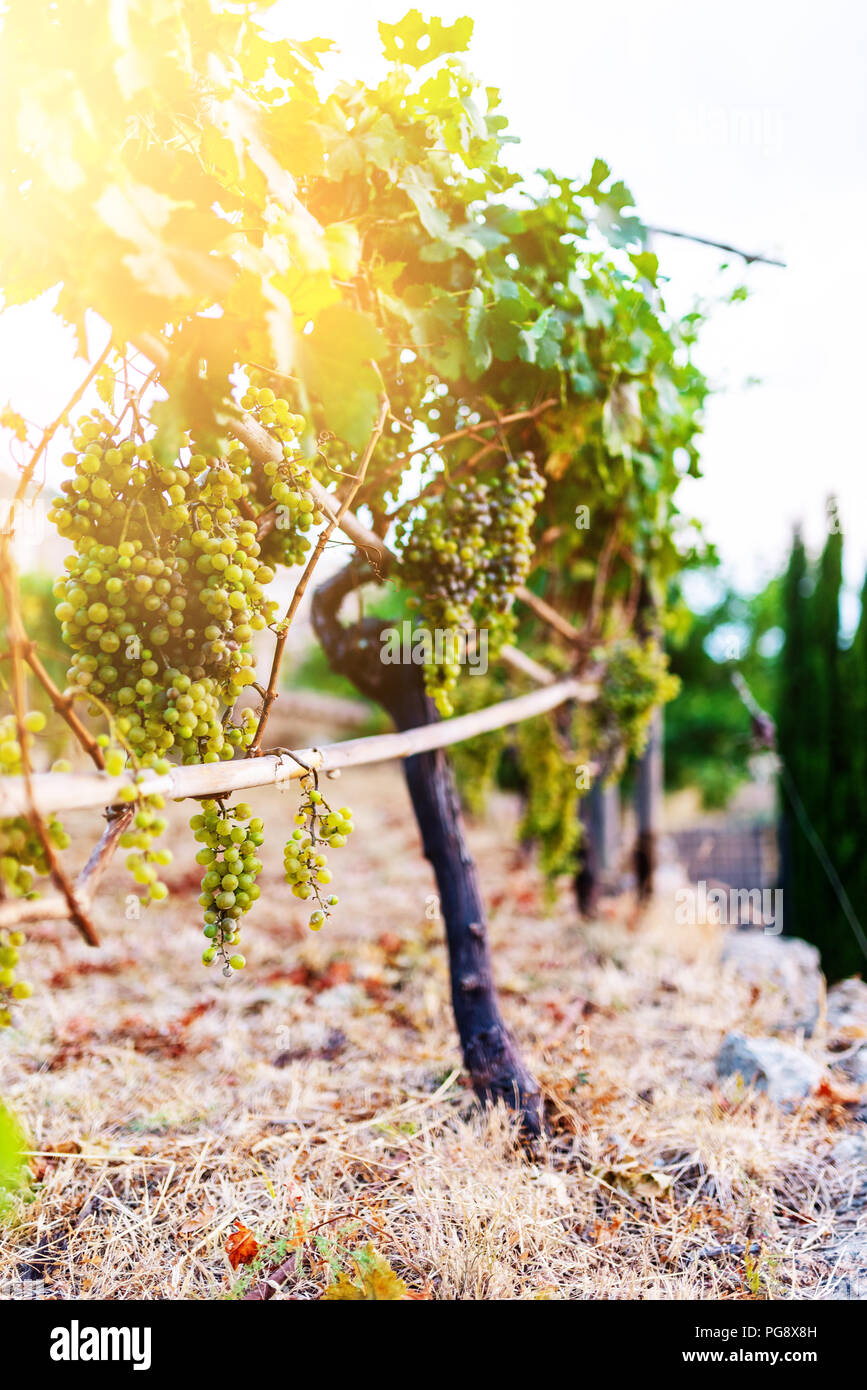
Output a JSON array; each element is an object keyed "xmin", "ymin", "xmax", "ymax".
[
  {"xmin": 283, "ymin": 776, "xmax": 352, "ymax": 931},
  {"xmin": 115, "ymin": 774, "xmax": 173, "ymax": 905},
  {"xmin": 237, "ymin": 382, "xmax": 327, "ymax": 569},
  {"xmin": 0, "ymin": 712, "xmax": 66, "ymax": 1026},
  {"xmin": 593, "ymin": 639, "xmax": 680, "ymax": 779},
  {"xmin": 49, "ymin": 414, "xmax": 276, "ymax": 772},
  {"xmin": 0, "ymin": 929, "xmax": 29, "ymax": 1029},
  {"xmin": 191, "ymin": 800, "xmax": 264, "ymax": 973},
  {"xmin": 0, "ymin": 711, "xmax": 69, "ymax": 899},
  {"xmin": 517, "ymin": 711, "xmax": 585, "ymax": 888},
  {"xmin": 397, "ymin": 455, "xmax": 546, "ymax": 714}
]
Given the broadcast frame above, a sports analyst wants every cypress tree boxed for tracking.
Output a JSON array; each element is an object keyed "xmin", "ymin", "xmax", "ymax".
[
  {"xmin": 844, "ymin": 570, "xmax": 867, "ymax": 958},
  {"xmin": 778, "ymin": 529, "xmax": 812, "ymax": 942},
  {"xmin": 779, "ymin": 512, "xmax": 861, "ymax": 979}
]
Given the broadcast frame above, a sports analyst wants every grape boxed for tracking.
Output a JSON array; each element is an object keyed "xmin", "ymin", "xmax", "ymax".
[
  {"xmin": 14, "ymin": 391, "xmax": 352, "ymax": 996},
  {"xmin": 0, "ymin": 918, "xmax": 35, "ymax": 1026},
  {"xmin": 191, "ymin": 799, "xmax": 262, "ymax": 974},
  {"xmin": 594, "ymin": 639, "xmax": 680, "ymax": 778},
  {"xmin": 397, "ymin": 455, "xmax": 545, "ymax": 714},
  {"xmin": 0, "ymin": 713, "xmax": 68, "ymax": 907},
  {"xmin": 45, "ymin": 406, "xmax": 284, "ymax": 916},
  {"xmin": 49, "ymin": 411, "xmax": 280, "ymax": 780},
  {"xmin": 234, "ymin": 381, "xmax": 322, "ymax": 569},
  {"xmin": 283, "ymin": 776, "xmax": 352, "ymax": 931}
]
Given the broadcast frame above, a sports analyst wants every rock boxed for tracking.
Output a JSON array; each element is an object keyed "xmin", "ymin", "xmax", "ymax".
[
  {"xmin": 826, "ymin": 980, "xmax": 867, "ymax": 1099},
  {"xmin": 827, "ymin": 978, "xmax": 867, "ymax": 1036},
  {"xmin": 716, "ymin": 1032, "xmax": 824, "ymax": 1105},
  {"xmin": 816, "ymin": 1235, "xmax": 867, "ymax": 1300},
  {"xmin": 829, "ymin": 1042, "xmax": 867, "ymax": 1090},
  {"xmin": 721, "ymin": 932, "xmax": 823, "ymax": 1034}
]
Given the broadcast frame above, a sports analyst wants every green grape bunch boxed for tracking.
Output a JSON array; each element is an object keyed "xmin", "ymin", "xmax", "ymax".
[
  {"xmin": 0, "ymin": 711, "xmax": 69, "ymax": 900},
  {"xmin": 49, "ymin": 410, "xmax": 278, "ymax": 767},
  {"xmin": 0, "ymin": 929, "xmax": 32, "ymax": 1028},
  {"xmin": 236, "ymin": 383, "xmax": 327, "ymax": 570},
  {"xmin": 0, "ymin": 711, "xmax": 64, "ymax": 1027},
  {"xmin": 594, "ymin": 638, "xmax": 681, "ymax": 779},
  {"xmin": 191, "ymin": 800, "xmax": 264, "ymax": 973},
  {"xmin": 283, "ymin": 777, "xmax": 352, "ymax": 931},
  {"xmin": 397, "ymin": 455, "xmax": 546, "ymax": 715},
  {"xmin": 115, "ymin": 773, "xmax": 173, "ymax": 905}
]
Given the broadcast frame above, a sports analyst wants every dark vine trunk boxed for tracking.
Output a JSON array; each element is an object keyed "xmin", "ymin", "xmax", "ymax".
[
  {"xmin": 634, "ymin": 706, "xmax": 663, "ymax": 901},
  {"xmin": 574, "ymin": 791, "xmax": 601, "ymax": 917},
  {"xmin": 311, "ymin": 565, "xmax": 543, "ymax": 1136}
]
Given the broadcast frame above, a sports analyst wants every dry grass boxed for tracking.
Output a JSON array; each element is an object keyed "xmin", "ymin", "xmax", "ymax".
[{"xmin": 0, "ymin": 744, "xmax": 864, "ymax": 1300}]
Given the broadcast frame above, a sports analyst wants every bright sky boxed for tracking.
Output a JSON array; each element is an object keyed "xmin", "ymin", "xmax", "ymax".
[{"xmin": 3, "ymin": 0, "xmax": 866, "ymax": 601}]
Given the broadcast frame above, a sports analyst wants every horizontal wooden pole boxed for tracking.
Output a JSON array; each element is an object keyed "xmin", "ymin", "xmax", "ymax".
[{"xmin": 0, "ymin": 674, "xmax": 596, "ymax": 821}]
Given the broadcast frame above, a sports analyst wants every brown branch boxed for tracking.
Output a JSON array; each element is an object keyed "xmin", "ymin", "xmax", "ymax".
[
  {"xmin": 381, "ymin": 401, "xmax": 558, "ymax": 514},
  {"xmin": 247, "ymin": 394, "xmax": 390, "ymax": 756},
  {"xmin": 386, "ymin": 439, "xmax": 504, "ymax": 521},
  {"xmin": 392, "ymin": 398, "xmax": 558, "ymax": 461},
  {"xmin": 23, "ymin": 645, "xmax": 106, "ymax": 771},
  {"xmin": 76, "ymin": 806, "xmax": 136, "ymax": 898},
  {"xmin": 515, "ymin": 586, "xmax": 582, "ymax": 644},
  {"xmin": 618, "ymin": 546, "xmax": 644, "ymax": 634},
  {"xmin": 588, "ymin": 519, "xmax": 622, "ymax": 638}
]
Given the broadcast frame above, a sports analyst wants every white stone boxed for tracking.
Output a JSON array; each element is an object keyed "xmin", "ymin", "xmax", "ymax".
[{"xmin": 717, "ymin": 1031, "xmax": 824, "ymax": 1104}]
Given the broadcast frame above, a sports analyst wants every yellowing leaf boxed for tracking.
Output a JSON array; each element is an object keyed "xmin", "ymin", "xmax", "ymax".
[
  {"xmin": 321, "ymin": 1244, "xmax": 408, "ymax": 1301},
  {"xmin": 378, "ymin": 11, "xmax": 474, "ymax": 68}
]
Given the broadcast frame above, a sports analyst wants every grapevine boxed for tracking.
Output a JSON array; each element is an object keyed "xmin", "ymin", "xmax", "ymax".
[
  {"xmin": 0, "ymin": 712, "xmax": 68, "ymax": 899},
  {"xmin": 49, "ymin": 410, "xmax": 276, "ymax": 770},
  {"xmin": 0, "ymin": 927, "xmax": 32, "ymax": 1029},
  {"xmin": 0, "ymin": 0, "xmax": 712, "ymax": 1069}
]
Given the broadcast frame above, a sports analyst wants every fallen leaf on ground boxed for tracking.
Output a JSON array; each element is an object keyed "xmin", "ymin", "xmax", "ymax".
[
  {"xmin": 177, "ymin": 1205, "xmax": 217, "ymax": 1236},
  {"xmin": 321, "ymin": 1244, "xmax": 408, "ymax": 1300},
  {"xmin": 592, "ymin": 1158, "xmax": 673, "ymax": 1200},
  {"xmin": 226, "ymin": 1220, "xmax": 260, "ymax": 1269}
]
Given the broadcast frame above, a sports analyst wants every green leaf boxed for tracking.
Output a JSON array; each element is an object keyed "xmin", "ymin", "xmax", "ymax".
[
  {"xmin": 300, "ymin": 305, "xmax": 385, "ymax": 448},
  {"xmin": 466, "ymin": 287, "xmax": 491, "ymax": 377},
  {"xmin": 0, "ymin": 1102, "xmax": 29, "ymax": 1218},
  {"xmin": 630, "ymin": 251, "xmax": 658, "ymax": 285}
]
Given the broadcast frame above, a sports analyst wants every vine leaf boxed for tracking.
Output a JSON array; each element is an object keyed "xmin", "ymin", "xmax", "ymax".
[
  {"xmin": 300, "ymin": 304, "xmax": 386, "ymax": 449},
  {"xmin": 378, "ymin": 11, "xmax": 474, "ymax": 68}
]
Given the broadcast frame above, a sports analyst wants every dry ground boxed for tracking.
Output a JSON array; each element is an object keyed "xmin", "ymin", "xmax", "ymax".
[{"xmin": 0, "ymin": 736, "xmax": 864, "ymax": 1300}]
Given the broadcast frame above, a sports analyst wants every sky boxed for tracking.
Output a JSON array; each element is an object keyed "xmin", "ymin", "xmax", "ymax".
[{"xmin": 2, "ymin": 0, "xmax": 866, "ymax": 603}]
